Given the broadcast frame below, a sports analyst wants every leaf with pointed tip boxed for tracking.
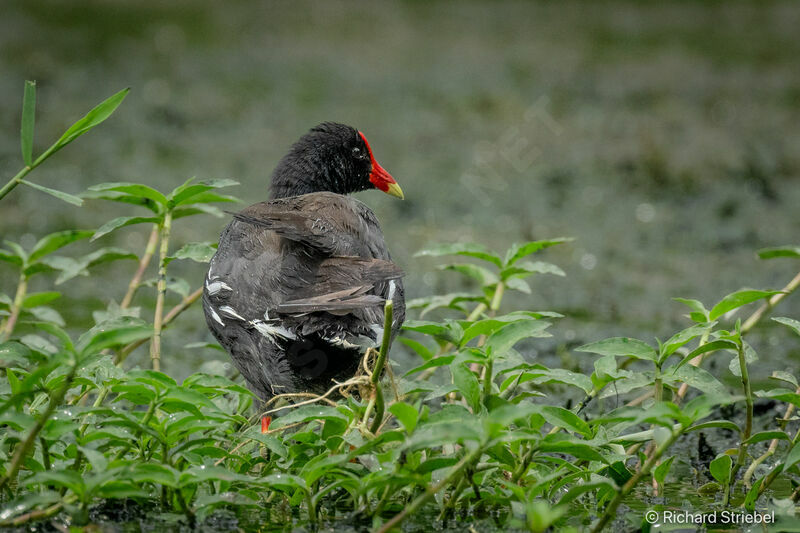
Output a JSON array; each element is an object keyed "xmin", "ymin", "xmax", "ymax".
[
  {"xmin": 172, "ymin": 204, "xmax": 227, "ymax": 219},
  {"xmin": 728, "ymin": 342, "xmax": 758, "ymax": 377},
  {"xmin": 29, "ymin": 230, "xmax": 93, "ymax": 262},
  {"xmin": 169, "ymin": 178, "xmax": 239, "ymax": 206},
  {"xmin": 81, "ymin": 189, "xmax": 162, "ymax": 213},
  {"xmin": 451, "ymin": 362, "xmax": 481, "ymax": 412},
  {"xmin": 21, "ymin": 291, "xmax": 61, "ymax": 308},
  {"xmin": 0, "ymin": 248, "xmax": 24, "ymax": 266},
  {"xmin": 415, "ymin": 242, "xmax": 502, "ymax": 267},
  {"xmin": 166, "ymin": 242, "xmax": 217, "ymax": 264},
  {"xmin": 92, "ymin": 216, "xmax": 159, "ymax": 241},
  {"xmin": 709, "ymin": 289, "xmax": 781, "ymax": 320},
  {"xmin": 673, "ymin": 297, "xmax": 709, "ymax": 322},
  {"xmin": 784, "ymin": 441, "xmax": 800, "ymax": 472},
  {"xmin": 389, "ymin": 402, "xmax": 419, "ymax": 433},
  {"xmin": 576, "ymin": 337, "xmax": 657, "ymax": 362},
  {"xmin": 774, "ymin": 317, "xmax": 800, "ymax": 338},
  {"xmin": 660, "ymin": 322, "xmax": 715, "ymax": 361},
  {"xmin": 21, "ymin": 80, "xmax": 36, "ymax": 166},
  {"xmin": 532, "ymin": 405, "xmax": 591, "ymax": 437},
  {"xmin": 501, "ymin": 260, "xmax": 565, "ymax": 281},
  {"xmin": 20, "ymin": 180, "xmax": 83, "ymax": 206},
  {"xmin": 505, "ymin": 277, "xmax": 531, "ymax": 294},
  {"xmin": 503, "ymin": 238, "xmax": 571, "ymax": 266},
  {"xmin": 47, "ymin": 88, "xmax": 129, "ymax": 156},
  {"xmin": 50, "ymin": 248, "xmax": 137, "ymax": 284},
  {"xmin": 76, "ymin": 317, "xmax": 151, "ymax": 357},
  {"xmin": 439, "ymin": 263, "xmax": 498, "ymax": 285},
  {"xmin": 675, "ymin": 339, "xmax": 738, "ymax": 370},
  {"xmin": 485, "ymin": 319, "xmax": 551, "ymax": 354},
  {"xmin": 89, "ymin": 182, "xmax": 167, "ymax": 205},
  {"xmin": 709, "ymin": 454, "xmax": 732, "ymax": 484},
  {"xmin": 757, "ymin": 246, "xmax": 800, "ymax": 260}
]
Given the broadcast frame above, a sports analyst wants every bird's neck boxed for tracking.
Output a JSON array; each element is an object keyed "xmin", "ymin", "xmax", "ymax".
[{"xmin": 268, "ymin": 147, "xmax": 359, "ymax": 200}]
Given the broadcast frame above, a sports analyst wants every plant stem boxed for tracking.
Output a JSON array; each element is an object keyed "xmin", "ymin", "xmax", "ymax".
[
  {"xmin": 0, "ymin": 166, "xmax": 32, "ymax": 203},
  {"xmin": 121, "ymin": 224, "xmax": 159, "ymax": 309},
  {"xmin": 150, "ymin": 212, "xmax": 172, "ymax": 371},
  {"xmin": 744, "ymin": 385, "xmax": 800, "ymax": 486},
  {"xmin": 730, "ymin": 341, "xmax": 753, "ymax": 481},
  {"xmin": 376, "ymin": 445, "xmax": 484, "ymax": 533},
  {"xmin": 0, "ymin": 273, "xmax": 27, "ymax": 341},
  {"xmin": 367, "ymin": 300, "xmax": 393, "ymax": 434},
  {"xmin": 0, "ymin": 364, "xmax": 76, "ymax": 493},
  {"xmin": 117, "ymin": 286, "xmax": 202, "ymax": 365},
  {"xmin": 591, "ymin": 426, "xmax": 682, "ymax": 533}
]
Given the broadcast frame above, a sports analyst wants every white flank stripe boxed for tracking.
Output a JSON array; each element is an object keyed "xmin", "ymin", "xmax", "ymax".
[
  {"xmin": 219, "ymin": 305, "xmax": 246, "ymax": 321},
  {"xmin": 209, "ymin": 306, "xmax": 224, "ymax": 326},
  {"xmin": 206, "ymin": 280, "xmax": 232, "ymax": 295}
]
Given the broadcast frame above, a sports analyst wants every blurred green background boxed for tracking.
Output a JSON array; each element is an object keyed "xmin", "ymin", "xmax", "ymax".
[{"xmin": 1, "ymin": 0, "xmax": 799, "ymax": 378}]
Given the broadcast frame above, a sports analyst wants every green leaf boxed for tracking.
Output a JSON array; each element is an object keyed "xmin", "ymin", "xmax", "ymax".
[
  {"xmin": 686, "ymin": 420, "xmax": 741, "ymax": 433},
  {"xmin": 128, "ymin": 462, "xmax": 178, "ymax": 488},
  {"xmin": 709, "ymin": 289, "xmax": 781, "ymax": 320},
  {"xmin": 166, "ymin": 242, "xmax": 217, "ymax": 264},
  {"xmin": 485, "ymin": 319, "xmax": 551, "ymax": 354},
  {"xmin": 21, "ymin": 80, "xmax": 36, "ymax": 166},
  {"xmin": 728, "ymin": 342, "xmax": 758, "ymax": 378},
  {"xmin": 673, "ymin": 297, "xmax": 709, "ymax": 322},
  {"xmin": 81, "ymin": 188, "xmax": 161, "ymax": 213},
  {"xmin": 88, "ymin": 182, "xmax": 167, "ymax": 205},
  {"xmin": 439, "ymin": 263, "xmax": 498, "ymax": 285},
  {"xmin": 22, "ymin": 291, "xmax": 60, "ymax": 308},
  {"xmin": 533, "ymin": 405, "xmax": 591, "ymax": 438},
  {"xmin": 0, "ymin": 247, "xmax": 24, "ymax": 266},
  {"xmin": 76, "ymin": 317, "xmax": 151, "ymax": 356},
  {"xmin": 402, "ymin": 319, "xmax": 463, "ymax": 344},
  {"xmin": 92, "ymin": 216, "xmax": 160, "ymax": 241},
  {"xmin": 503, "ymin": 238, "xmax": 571, "ymax": 266},
  {"xmin": 774, "ymin": 317, "xmax": 800, "ymax": 338},
  {"xmin": 675, "ymin": 339, "xmax": 738, "ymax": 370},
  {"xmin": 29, "ymin": 230, "xmax": 93, "ymax": 262},
  {"xmin": 451, "ymin": 362, "xmax": 481, "ymax": 412},
  {"xmin": 576, "ymin": 337, "xmax": 657, "ymax": 362},
  {"xmin": 771, "ymin": 370, "xmax": 798, "ymax": 389},
  {"xmin": 270, "ymin": 405, "xmax": 348, "ymax": 429},
  {"xmin": 20, "ymin": 180, "xmax": 83, "ymax": 206},
  {"xmin": 743, "ymin": 431, "xmax": 789, "ymax": 444},
  {"xmin": 169, "ymin": 178, "xmax": 239, "ymax": 206},
  {"xmin": 653, "ymin": 456, "xmax": 675, "ymax": 485},
  {"xmin": 784, "ymin": 441, "xmax": 800, "ymax": 472},
  {"xmin": 389, "ymin": 402, "xmax": 419, "ymax": 433},
  {"xmin": 48, "ymin": 88, "xmax": 129, "ymax": 155},
  {"xmin": 460, "ymin": 315, "xmax": 533, "ymax": 347},
  {"xmin": 415, "ymin": 242, "xmax": 502, "ymax": 267},
  {"xmin": 398, "ymin": 337, "xmax": 435, "ymax": 361},
  {"xmin": 660, "ymin": 322, "xmax": 715, "ymax": 360},
  {"xmin": 501, "ymin": 260, "xmax": 565, "ymax": 281},
  {"xmin": 709, "ymin": 454, "xmax": 732, "ymax": 484},
  {"xmin": 757, "ymin": 246, "xmax": 800, "ymax": 260}
]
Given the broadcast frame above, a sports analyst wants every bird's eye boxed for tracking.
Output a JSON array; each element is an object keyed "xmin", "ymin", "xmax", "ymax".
[{"xmin": 352, "ymin": 147, "xmax": 362, "ymax": 156}]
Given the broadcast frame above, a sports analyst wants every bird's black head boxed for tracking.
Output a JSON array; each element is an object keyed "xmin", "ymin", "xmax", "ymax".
[{"xmin": 269, "ymin": 122, "xmax": 403, "ymax": 200}]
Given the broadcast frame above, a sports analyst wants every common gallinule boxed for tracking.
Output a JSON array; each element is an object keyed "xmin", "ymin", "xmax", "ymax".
[{"xmin": 203, "ymin": 123, "xmax": 406, "ymax": 400}]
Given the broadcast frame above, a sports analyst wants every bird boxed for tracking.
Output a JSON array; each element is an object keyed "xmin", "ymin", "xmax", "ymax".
[{"xmin": 202, "ymin": 122, "xmax": 406, "ymax": 401}]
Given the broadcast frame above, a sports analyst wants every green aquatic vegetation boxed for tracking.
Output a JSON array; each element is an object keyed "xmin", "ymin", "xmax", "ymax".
[{"xmin": 2, "ymin": 81, "xmax": 800, "ymax": 531}]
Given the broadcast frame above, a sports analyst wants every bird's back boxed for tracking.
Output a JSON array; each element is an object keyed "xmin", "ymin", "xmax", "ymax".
[{"xmin": 203, "ymin": 192, "xmax": 405, "ymax": 399}]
